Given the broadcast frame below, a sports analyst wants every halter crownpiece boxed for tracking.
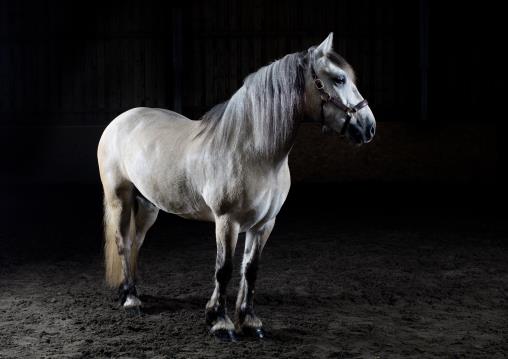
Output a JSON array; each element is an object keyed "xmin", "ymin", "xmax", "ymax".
[{"xmin": 310, "ymin": 66, "xmax": 368, "ymax": 136}]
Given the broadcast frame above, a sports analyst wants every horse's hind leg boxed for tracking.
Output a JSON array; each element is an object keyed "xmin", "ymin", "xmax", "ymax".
[
  {"xmin": 103, "ymin": 184, "xmax": 141, "ymax": 310},
  {"xmin": 206, "ymin": 216, "xmax": 239, "ymax": 340},
  {"xmin": 235, "ymin": 218, "xmax": 275, "ymax": 338},
  {"xmin": 133, "ymin": 195, "xmax": 159, "ymax": 252}
]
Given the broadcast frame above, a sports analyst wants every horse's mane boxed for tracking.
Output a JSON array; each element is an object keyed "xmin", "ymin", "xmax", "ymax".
[{"xmin": 196, "ymin": 51, "xmax": 307, "ymax": 156}]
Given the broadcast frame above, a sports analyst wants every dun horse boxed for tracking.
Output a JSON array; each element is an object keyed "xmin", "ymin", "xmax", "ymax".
[{"xmin": 97, "ymin": 33, "xmax": 376, "ymax": 340}]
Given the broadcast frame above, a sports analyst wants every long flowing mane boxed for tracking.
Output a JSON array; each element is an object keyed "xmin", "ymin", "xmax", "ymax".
[{"xmin": 196, "ymin": 52, "xmax": 307, "ymax": 157}]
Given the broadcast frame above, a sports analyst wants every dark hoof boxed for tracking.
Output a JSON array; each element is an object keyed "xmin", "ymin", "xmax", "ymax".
[
  {"xmin": 255, "ymin": 328, "xmax": 265, "ymax": 339},
  {"xmin": 242, "ymin": 327, "xmax": 266, "ymax": 339},
  {"xmin": 125, "ymin": 306, "xmax": 142, "ymax": 317},
  {"xmin": 211, "ymin": 329, "xmax": 238, "ymax": 342},
  {"xmin": 205, "ymin": 311, "xmax": 217, "ymax": 326}
]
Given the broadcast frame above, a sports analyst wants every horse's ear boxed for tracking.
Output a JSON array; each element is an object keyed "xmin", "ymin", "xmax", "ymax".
[{"xmin": 314, "ymin": 32, "xmax": 334, "ymax": 56}]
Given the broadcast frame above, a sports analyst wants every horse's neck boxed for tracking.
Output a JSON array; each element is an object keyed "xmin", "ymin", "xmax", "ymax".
[
  {"xmin": 224, "ymin": 115, "xmax": 298, "ymax": 165},
  {"xmin": 199, "ymin": 54, "xmax": 304, "ymax": 164},
  {"xmin": 197, "ymin": 113, "xmax": 295, "ymax": 165}
]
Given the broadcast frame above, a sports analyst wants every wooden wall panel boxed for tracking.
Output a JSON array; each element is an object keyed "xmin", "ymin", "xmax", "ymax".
[
  {"xmin": 181, "ymin": 0, "xmax": 420, "ymax": 121},
  {"xmin": 0, "ymin": 1, "xmax": 497, "ymax": 185},
  {"xmin": 1, "ymin": 0, "xmax": 420, "ymax": 127}
]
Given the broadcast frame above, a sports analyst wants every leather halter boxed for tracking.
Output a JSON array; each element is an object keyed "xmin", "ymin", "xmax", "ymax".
[{"xmin": 310, "ymin": 66, "xmax": 369, "ymax": 136}]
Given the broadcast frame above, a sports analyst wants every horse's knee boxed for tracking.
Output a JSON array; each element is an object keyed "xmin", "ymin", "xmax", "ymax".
[
  {"xmin": 244, "ymin": 260, "xmax": 259, "ymax": 284},
  {"xmin": 216, "ymin": 260, "xmax": 233, "ymax": 285}
]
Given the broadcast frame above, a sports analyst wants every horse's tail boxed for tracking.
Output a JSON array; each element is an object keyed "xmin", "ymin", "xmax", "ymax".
[{"xmin": 103, "ymin": 196, "xmax": 138, "ymax": 288}]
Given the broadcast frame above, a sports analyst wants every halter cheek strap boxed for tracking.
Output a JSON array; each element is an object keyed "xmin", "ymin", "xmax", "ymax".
[{"xmin": 310, "ymin": 66, "xmax": 368, "ymax": 136}]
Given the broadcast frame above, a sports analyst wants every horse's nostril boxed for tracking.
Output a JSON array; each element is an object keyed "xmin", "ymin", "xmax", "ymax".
[{"xmin": 370, "ymin": 125, "xmax": 376, "ymax": 137}]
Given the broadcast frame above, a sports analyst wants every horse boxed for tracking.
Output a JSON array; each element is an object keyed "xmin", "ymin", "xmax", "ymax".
[{"xmin": 97, "ymin": 33, "xmax": 376, "ymax": 341}]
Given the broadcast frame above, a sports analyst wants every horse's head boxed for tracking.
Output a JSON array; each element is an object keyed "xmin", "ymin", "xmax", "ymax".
[{"xmin": 304, "ymin": 33, "xmax": 376, "ymax": 144}]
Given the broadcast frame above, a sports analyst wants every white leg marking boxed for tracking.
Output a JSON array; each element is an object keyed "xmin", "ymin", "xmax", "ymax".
[{"xmin": 123, "ymin": 294, "xmax": 142, "ymax": 308}]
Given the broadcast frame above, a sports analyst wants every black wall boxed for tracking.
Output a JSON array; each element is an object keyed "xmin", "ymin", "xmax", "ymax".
[
  {"xmin": 1, "ymin": 1, "xmax": 422, "ymax": 123},
  {"xmin": 0, "ymin": 1, "xmax": 500, "ymax": 189}
]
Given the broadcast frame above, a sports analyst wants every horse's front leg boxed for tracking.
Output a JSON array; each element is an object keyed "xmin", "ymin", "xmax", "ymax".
[
  {"xmin": 205, "ymin": 216, "xmax": 239, "ymax": 340},
  {"xmin": 235, "ymin": 218, "xmax": 275, "ymax": 338}
]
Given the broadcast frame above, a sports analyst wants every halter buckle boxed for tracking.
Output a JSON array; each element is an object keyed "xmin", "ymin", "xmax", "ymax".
[{"xmin": 320, "ymin": 92, "xmax": 331, "ymax": 102}]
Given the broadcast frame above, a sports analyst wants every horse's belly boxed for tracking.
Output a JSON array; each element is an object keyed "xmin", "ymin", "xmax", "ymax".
[
  {"xmin": 151, "ymin": 185, "xmax": 213, "ymax": 221},
  {"xmin": 130, "ymin": 167, "xmax": 213, "ymax": 221},
  {"xmin": 160, "ymin": 192, "xmax": 214, "ymax": 221}
]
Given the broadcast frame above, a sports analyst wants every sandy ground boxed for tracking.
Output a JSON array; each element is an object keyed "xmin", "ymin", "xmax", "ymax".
[{"xmin": 0, "ymin": 198, "xmax": 506, "ymax": 358}]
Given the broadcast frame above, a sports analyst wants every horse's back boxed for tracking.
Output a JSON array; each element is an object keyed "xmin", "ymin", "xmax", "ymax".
[
  {"xmin": 99, "ymin": 106, "xmax": 198, "ymax": 153},
  {"xmin": 102, "ymin": 107, "xmax": 194, "ymax": 139}
]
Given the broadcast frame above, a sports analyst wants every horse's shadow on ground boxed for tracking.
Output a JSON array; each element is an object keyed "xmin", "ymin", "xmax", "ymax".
[
  {"xmin": 139, "ymin": 290, "xmax": 314, "ymax": 315},
  {"xmin": 139, "ymin": 294, "xmax": 204, "ymax": 315},
  {"xmin": 138, "ymin": 293, "xmax": 313, "ymax": 343}
]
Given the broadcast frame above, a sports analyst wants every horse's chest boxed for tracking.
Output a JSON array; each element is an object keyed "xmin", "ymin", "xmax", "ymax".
[
  {"xmin": 240, "ymin": 187, "xmax": 288, "ymax": 230},
  {"xmin": 212, "ymin": 167, "xmax": 291, "ymax": 231}
]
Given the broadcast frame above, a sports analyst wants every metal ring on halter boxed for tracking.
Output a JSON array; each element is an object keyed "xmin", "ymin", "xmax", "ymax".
[{"xmin": 314, "ymin": 79, "xmax": 324, "ymax": 90}]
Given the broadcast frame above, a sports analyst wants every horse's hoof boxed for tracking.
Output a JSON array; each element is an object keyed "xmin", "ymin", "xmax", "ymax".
[
  {"xmin": 211, "ymin": 328, "xmax": 238, "ymax": 342},
  {"xmin": 255, "ymin": 328, "xmax": 265, "ymax": 339},
  {"xmin": 123, "ymin": 294, "xmax": 142, "ymax": 308},
  {"xmin": 118, "ymin": 283, "xmax": 138, "ymax": 306},
  {"xmin": 123, "ymin": 295, "xmax": 142, "ymax": 316},
  {"xmin": 205, "ymin": 311, "xmax": 217, "ymax": 326},
  {"xmin": 124, "ymin": 306, "xmax": 142, "ymax": 317}
]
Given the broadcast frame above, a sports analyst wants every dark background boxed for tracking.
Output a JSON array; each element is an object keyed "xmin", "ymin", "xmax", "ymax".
[
  {"xmin": 0, "ymin": 0, "xmax": 500, "ymax": 189},
  {"xmin": 0, "ymin": 0, "xmax": 503, "ymax": 248},
  {"xmin": 0, "ymin": 0, "xmax": 503, "ymax": 253}
]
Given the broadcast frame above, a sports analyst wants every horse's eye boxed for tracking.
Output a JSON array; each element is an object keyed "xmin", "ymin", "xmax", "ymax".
[{"xmin": 334, "ymin": 75, "xmax": 346, "ymax": 85}]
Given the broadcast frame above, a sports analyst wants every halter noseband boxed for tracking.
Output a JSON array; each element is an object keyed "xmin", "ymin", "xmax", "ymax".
[{"xmin": 310, "ymin": 66, "xmax": 369, "ymax": 136}]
